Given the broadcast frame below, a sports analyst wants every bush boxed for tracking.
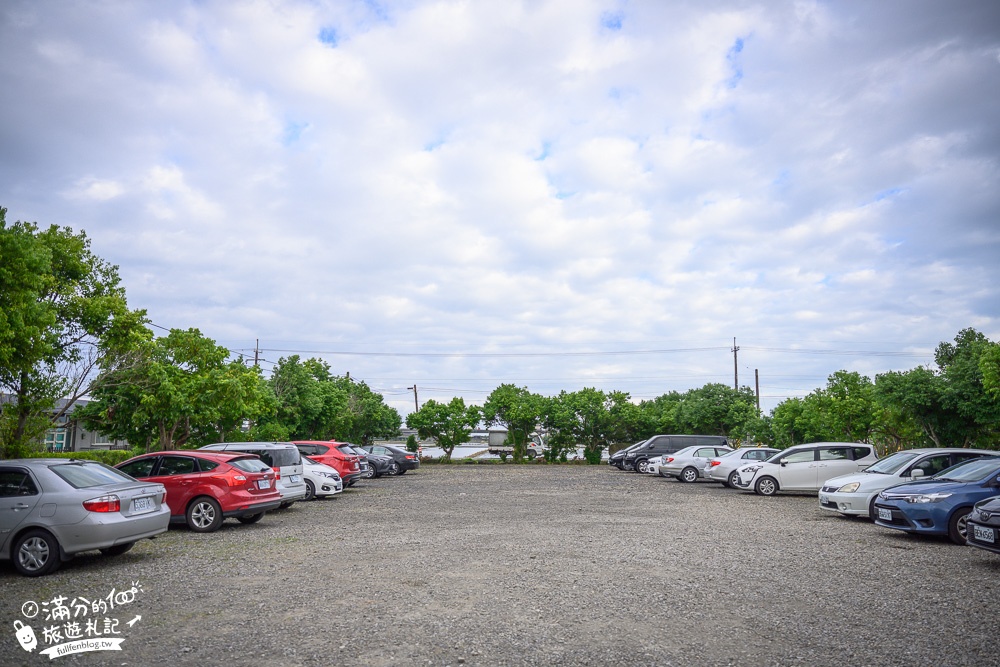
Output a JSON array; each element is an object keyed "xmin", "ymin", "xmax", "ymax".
[{"xmin": 26, "ymin": 449, "xmax": 144, "ymax": 466}]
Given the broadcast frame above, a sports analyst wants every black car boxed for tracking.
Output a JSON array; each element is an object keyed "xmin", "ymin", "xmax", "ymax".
[
  {"xmin": 966, "ymin": 495, "xmax": 1000, "ymax": 555},
  {"xmin": 346, "ymin": 444, "xmax": 393, "ymax": 478},
  {"xmin": 609, "ymin": 440, "xmax": 648, "ymax": 470},
  {"xmin": 623, "ymin": 435, "xmax": 730, "ymax": 473},
  {"xmin": 361, "ymin": 444, "xmax": 420, "ymax": 475}
]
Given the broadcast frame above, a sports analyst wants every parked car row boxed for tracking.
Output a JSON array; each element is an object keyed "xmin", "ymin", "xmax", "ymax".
[
  {"xmin": 1, "ymin": 441, "xmax": 418, "ymax": 576},
  {"xmin": 615, "ymin": 435, "xmax": 1000, "ymax": 552}
]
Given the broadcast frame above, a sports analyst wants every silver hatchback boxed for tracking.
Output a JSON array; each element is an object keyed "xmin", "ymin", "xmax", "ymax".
[{"xmin": 0, "ymin": 459, "xmax": 170, "ymax": 576}]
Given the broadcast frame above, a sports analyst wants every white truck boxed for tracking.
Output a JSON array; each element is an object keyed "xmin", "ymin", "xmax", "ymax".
[{"xmin": 487, "ymin": 430, "xmax": 547, "ymax": 459}]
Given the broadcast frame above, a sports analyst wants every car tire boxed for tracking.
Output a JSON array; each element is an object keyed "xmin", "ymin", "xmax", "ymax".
[
  {"xmin": 13, "ymin": 529, "xmax": 62, "ymax": 577},
  {"xmin": 725, "ymin": 471, "xmax": 740, "ymax": 488},
  {"xmin": 680, "ymin": 467, "xmax": 699, "ymax": 483},
  {"xmin": 397, "ymin": 469, "xmax": 407, "ymax": 475},
  {"xmin": 636, "ymin": 459, "xmax": 649, "ymax": 473},
  {"xmin": 304, "ymin": 480, "xmax": 315, "ymax": 501},
  {"xmin": 186, "ymin": 497, "xmax": 223, "ymax": 533},
  {"xmin": 388, "ymin": 462, "xmax": 400, "ymax": 476},
  {"xmin": 364, "ymin": 466, "xmax": 376, "ymax": 479},
  {"xmin": 237, "ymin": 512, "xmax": 265, "ymax": 525},
  {"xmin": 947, "ymin": 508, "xmax": 972, "ymax": 545},
  {"xmin": 754, "ymin": 476, "xmax": 779, "ymax": 496},
  {"xmin": 100, "ymin": 542, "xmax": 135, "ymax": 557}
]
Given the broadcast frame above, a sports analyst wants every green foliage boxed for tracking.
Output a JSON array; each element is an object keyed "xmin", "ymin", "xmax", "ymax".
[
  {"xmin": 405, "ymin": 397, "xmax": 481, "ymax": 461},
  {"xmin": 77, "ymin": 328, "xmax": 272, "ymax": 451},
  {"xmin": 405, "ymin": 434, "xmax": 419, "ymax": 453},
  {"xmin": 482, "ymin": 384, "xmax": 544, "ymax": 463},
  {"xmin": 543, "ymin": 388, "xmax": 618, "ymax": 464},
  {"xmin": 25, "ymin": 448, "xmax": 143, "ymax": 466},
  {"xmin": 257, "ymin": 356, "xmax": 401, "ymax": 444},
  {"xmin": 0, "ymin": 208, "xmax": 148, "ymax": 458}
]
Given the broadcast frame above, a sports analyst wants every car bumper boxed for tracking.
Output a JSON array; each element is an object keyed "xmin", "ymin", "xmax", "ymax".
[
  {"xmin": 732, "ymin": 474, "xmax": 754, "ymax": 489},
  {"xmin": 401, "ymin": 460, "xmax": 420, "ymax": 471},
  {"xmin": 966, "ymin": 519, "xmax": 1000, "ymax": 554},
  {"xmin": 55, "ymin": 506, "xmax": 171, "ymax": 555},
  {"xmin": 315, "ymin": 479, "xmax": 343, "ymax": 496},
  {"xmin": 708, "ymin": 469, "xmax": 729, "ymax": 482},
  {"xmin": 221, "ymin": 499, "xmax": 282, "ymax": 519},
  {"xmin": 818, "ymin": 491, "xmax": 871, "ymax": 516},
  {"xmin": 872, "ymin": 501, "xmax": 948, "ymax": 536}
]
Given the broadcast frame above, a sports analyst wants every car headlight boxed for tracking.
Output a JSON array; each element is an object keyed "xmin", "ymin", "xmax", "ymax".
[
  {"xmin": 319, "ymin": 472, "xmax": 337, "ymax": 479},
  {"xmin": 836, "ymin": 482, "xmax": 861, "ymax": 493},
  {"xmin": 906, "ymin": 492, "xmax": 953, "ymax": 504}
]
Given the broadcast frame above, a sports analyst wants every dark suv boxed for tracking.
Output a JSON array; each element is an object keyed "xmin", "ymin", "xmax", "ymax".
[
  {"xmin": 361, "ymin": 444, "xmax": 420, "ymax": 475},
  {"xmin": 609, "ymin": 440, "xmax": 649, "ymax": 470},
  {"xmin": 623, "ymin": 435, "xmax": 730, "ymax": 473}
]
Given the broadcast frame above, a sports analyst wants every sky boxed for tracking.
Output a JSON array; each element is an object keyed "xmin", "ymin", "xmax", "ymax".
[{"xmin": 2, "ymin": 0, "xmax": 999, "ymax": 419}]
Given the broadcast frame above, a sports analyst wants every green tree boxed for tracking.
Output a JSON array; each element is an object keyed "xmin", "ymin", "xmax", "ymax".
[
  {"xmin": 673, "ymin": 383, "xmax": 758, "ymax": 437},
  {"xmin": 406, "ymin": 397, "xmax": 481, "ymax": 462},
  {"xmin": 78, "ymin": 328, "xmax": 271, "ymax": 450},
  {"xmin": 482, "ymin": 384, "xmax": 544, "ymax": 462},
  {"xmin": 331, "ymin": 376, "xmax": 402, "ymax": 445},
  {"xmin": 0, "ymin": 209, "xmax": 148, "ymax": 457},
  {"xmin": 543, "ymin": 388, "xmax": 615, "ymax": 464}
]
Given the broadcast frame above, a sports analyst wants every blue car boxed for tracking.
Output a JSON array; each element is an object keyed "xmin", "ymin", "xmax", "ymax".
[{"xmin": 872, "ymin": 457, "xmax": 1000, "ymax": 545}]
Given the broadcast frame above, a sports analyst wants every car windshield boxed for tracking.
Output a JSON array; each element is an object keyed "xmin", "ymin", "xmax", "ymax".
[
  {"xmin": 863, "ymin": 451, "xmax": 921, "ymax": 475},
  {"xmin": 932, "ymin": 458, "xmax": 1000, "ymax": 483},
  {"xmin": 50, "ymin": 462, "xmax": 137, "ymax": 488},
  {"xmin": 302, "ymin": 456, "xmax": 316, "ymax": 464}
]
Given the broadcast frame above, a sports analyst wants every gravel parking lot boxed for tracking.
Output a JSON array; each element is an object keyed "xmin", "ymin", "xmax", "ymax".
[{"xmin": 2, "ymin": 465, "xmax": 998, "ymax": 666}]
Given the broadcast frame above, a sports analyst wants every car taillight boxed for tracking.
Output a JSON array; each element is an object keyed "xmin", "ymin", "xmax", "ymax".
[
  {"xmin": 405, "ymin": 455, "xmax": 415, "ymax": 460},
  {"xmin": 710, "ymin": 460, "xmax": 721, "ymax": 467},
  {"xmin": 666, "ymin": 457, "xmax": 675, "ymax": 463},
  {"xmin": 233, "ymin": 474, "xmax": 247, "ymax": 482},
  {"xmin": 273, "ymin": 468, "xmax": 281, "ymax": 480},
  {"xmin": 83, "ymin": 495, "xmax": 121, "ymax": 513}
]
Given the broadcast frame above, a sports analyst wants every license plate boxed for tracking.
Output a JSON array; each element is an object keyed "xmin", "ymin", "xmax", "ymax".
[
  {"xmin": 973, "ymin": 524, "xmax": 995, "ymax": 544},
  {"xmin": 258, "ymin": 479, "xmax": 271, "ymax": 489},
  {"xmin": 878, "ymin": 508, "xmax": 892, "ymax": 521},
  {"xmin": 289, "ymin": 475, "xmax": 301, "ymax": 483},
  {"xmin": 131, "ymin": 497, "xmax": 154, "ymax": 514}
]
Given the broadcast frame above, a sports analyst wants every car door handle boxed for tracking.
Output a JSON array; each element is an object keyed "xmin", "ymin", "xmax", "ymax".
[{"xmin": 13, "ymin": 503, "xmax": 31, "ymax": 510}]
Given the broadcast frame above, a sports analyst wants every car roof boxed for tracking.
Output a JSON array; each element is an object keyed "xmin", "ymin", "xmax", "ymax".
[{"xmin": 123, "ymin": 450, "xmax": 255, "ymax": 462}]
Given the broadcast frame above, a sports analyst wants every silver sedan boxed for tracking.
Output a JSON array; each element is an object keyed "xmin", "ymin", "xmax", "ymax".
[
  {"xmin": 707, "ymin": 447, "xmax": 780, "ymax": 487},
  {"xmin": 0, "ymin": 459, "xmax": 170, "ymax": 576},
  {"xmin": 659, "ymin": 445, "xmax": 734, "ymax": 482}
]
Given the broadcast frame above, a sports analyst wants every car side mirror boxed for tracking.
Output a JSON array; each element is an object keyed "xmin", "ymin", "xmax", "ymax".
[
  {"xmin": 910, "ymin": 469, "xmax": 924, "ymax": 479},
  {"xmin": 780, "ymin": 461, "xmax": 787, "ymax": 467}
]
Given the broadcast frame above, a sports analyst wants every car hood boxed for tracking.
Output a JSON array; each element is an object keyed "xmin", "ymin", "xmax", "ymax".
[
  {"xmin": 823, "ymin": 471, "xmax": 889, "ymax": 489},
  {"xmin": 880, "ymin": 479, "xmax": 982, "ymax": 496}
]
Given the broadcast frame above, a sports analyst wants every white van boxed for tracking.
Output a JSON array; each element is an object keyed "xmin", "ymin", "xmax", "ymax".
[
  {"xmin": 201, "ymin": 442, "xmax": 307, "ymax": 507},
  {"xmin": 732, "ymin": 442, "xmax": 878, "ymax": 496}
]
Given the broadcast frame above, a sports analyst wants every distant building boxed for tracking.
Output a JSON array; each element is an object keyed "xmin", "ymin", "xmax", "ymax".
[{"xmin": 1, "ymin": 395, "xmax": 130, "ymax": 452}]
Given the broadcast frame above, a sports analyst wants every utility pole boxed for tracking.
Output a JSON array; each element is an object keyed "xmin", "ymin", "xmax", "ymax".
[
  {"xmin": 407, "ymin": 385, "xmax": 419, "ymax": 412},
  {"xmin": 755, "ymin": 369, "xmax": 760, "ymax": 415},
  {"xmin": 732, "ymin": 337, "xmax": 739, "ymax": 389},
  {"xmin": 254, "ymin": 338, "xmax": 259, "ymax": 368}
]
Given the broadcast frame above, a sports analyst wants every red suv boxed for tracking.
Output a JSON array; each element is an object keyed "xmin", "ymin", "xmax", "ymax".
[
  {"xmin": 292, "ymin": 441, "xmax": 362, "ymax": 487},
  {"xmin": 117, "ymin": 451, "xmax": 282, "ymax": 532}
]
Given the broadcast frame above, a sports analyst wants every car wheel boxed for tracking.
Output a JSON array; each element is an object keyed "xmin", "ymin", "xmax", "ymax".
[
  {"xmin": 754, "ymin": 476, "xmax": 779, "ymax": 496},
  {"xmin": 388, "ymin": 462, "xmax": 400, "ymax": 476},
  {"xmin": 100, "ymin": 542, "xmax": 135, "ymax": 557},
  {"xmin": 725, "ymin": 471, "xmax": 740, "ymax": 488},
  {"xmin": 364, "ymin": 466, "xmax": 376, "ymax": 479},
  {"xmin": 680, "ymin": 467, "xmax": 699, "ymax": 483},
  {"xmin": 397, "ymin": 469, "xmax": 407, "ymax": 475},
  {"xmin": 13, "ymin": 529, "xmax": 61, "ymax": 577},
  {"xmin": 948, "ymin": 508, "xmax": 972, "ymax": 545},
  {"xmin": 186, "ymin": 497, "xmax": 223, "ymax": 533},
  {"xmin": 238, "ymin": 512, "xmax": 265, "ymax": 525},
  {"xmin": 303, "ymin": 480, "xmax": 315, "ymax": 501},
  {"xmin": 636, "ymin": 460, "xmax": 649, "ymax": 473}
]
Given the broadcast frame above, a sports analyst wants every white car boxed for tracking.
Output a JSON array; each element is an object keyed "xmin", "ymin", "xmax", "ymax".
[
  {"xmin": 819, "ymin": 448, "xmax": 1000, "ymax": 519},
  {"xmin": 658, "ymin": 445, "xmax": 734, "ymax": 481},
  {"xmin": 645, "ymin": 455, "xmax": 666, "ymax": 475},
  {"xmin": 707, "ymin": 447, "xmax": 780, "ymax": 487},
  {"xmin": 733, "ymin": 442, "xmax": 879, "ymax": 496},
  {"xmin": 301, "ymin": 456, "xmax": 343, "ymax": 500}
]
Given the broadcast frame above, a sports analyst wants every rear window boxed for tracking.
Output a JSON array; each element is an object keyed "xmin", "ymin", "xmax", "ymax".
[
  {"xmin": 50, "ymin": 462, "xmax": 137, "ymax": 488},
  {"xmin": 270, "ymin": 447, "xmax": 301, "ymax": 468},
  {"xmin": 230, "ymin": 458, "xmax": 271, "ymax": 473}
]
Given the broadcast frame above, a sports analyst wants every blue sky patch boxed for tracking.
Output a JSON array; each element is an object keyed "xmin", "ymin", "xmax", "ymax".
[
  {"xmin": 726, "ymin": 37, "xmax": 745, "ymax": 88},
  {"xmin": 601, "ymin": 11, "xmax": 624, "ymax": 31},
  {"xmin": 318, "ymin": 27, "xmax": 339, "ymax": 46},
  {"xmin": 283, "ymin": 121, "xmax": 309, "ymax": 146}
]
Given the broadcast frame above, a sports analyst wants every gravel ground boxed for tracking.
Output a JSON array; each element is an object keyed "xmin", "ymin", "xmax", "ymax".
[{"xmin": 2, "ymin": 465, "xmax": 998, "ymax": 667}]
